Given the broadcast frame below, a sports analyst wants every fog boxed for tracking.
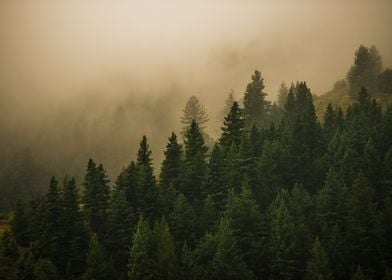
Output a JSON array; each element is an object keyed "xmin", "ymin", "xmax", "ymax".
[{"xmin": 0, "ymin": 0, "xmax": 391, "ymax": 190}]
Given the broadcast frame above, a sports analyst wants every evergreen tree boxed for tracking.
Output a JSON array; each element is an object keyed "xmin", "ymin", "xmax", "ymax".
[
  {"xmin": 10, "ymin": 199, "xmax": 30, "ymax": 247},
  {"xmin": 128, "ymin": 216, "xmax": 153, "ymax": 280},
  {"xmin": 33, "ymin": 258, "xmax": 58, "ymax": 280},
  {"xmin": 204, "ymin": 144, "xmax": 227, "ymax": 211},
  {"xmin": 169, "ymin": 193, "xmax": 197, "ymax": 250},
  {"xmin": 347, "ymin": 45, "xmax": 383, "ymax": 96},
  {"xmin": 181, "ymin": 96, "xmax": 209, "ymax": 137},
  {"xmin": 116, "ymin": 161, "xmax": 139, "ymax": 211},
  {"xmin": 268, "ymin": 189, "xmax": 297, "ymax": 279},
  {"xmin": 105, "ymin": 188, "xmax": 134, "ymax": 277},
  {"xmin": 243, "ymin": 70, "xmax": 270, "ymax": 128},
  {"xmin": 217, "ymin": 90, "xmax": 235, "ymax": 123},
  {"xmin": 82, "ymin": 159, "xmax": 110, "ymax": 236},
  {"xmin": 83, "ymin": 234, "xmax": 115, "ymax": 280},
  {"xmin": 0, "ymin": 230, "xmax": 18, "ymax": 260},
  {"xmin": 151, "ymin": 218, "xmax": 177, "ymax": 280},
  {"xmin": 277, "ymin": 81, "xmax": 288, "ymax": 109},
  {"xmin": 181, "ymin": 120, "xmax": 208, "ymax": 206},
  {"xmin": 305, "ymin": 237, "xmax": 333, "ymax": 280},
  {"xmin": 135, "ymin": 136, "xmax": 158, "ymax": 219},
  {"xmin": 199, "ymin": 195, "xmax": 217, "ymax": 234},
  {"xmin": 212, "ymin": 217, "xmax": 254, "ymax": 280},
  {"xmin": 224, "ymin": 184, "xmax": 266, "ymax": 278},
  {"xmin": 62, "ymin": 177, "xmax": 89, "ymax": 278},
  {"xmin": 219, "ymin": 101, "xmax": 244, "ymax": 149},
  {"xmin": 159, "ymin": 132, "xmax": 183, "ymax": 190},
  {"xmin": 347, "ymin": 172, "xmax": 382, "ymax": 275}
]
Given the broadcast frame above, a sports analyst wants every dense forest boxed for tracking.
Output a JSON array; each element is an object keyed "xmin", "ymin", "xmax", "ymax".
[{"xmin": 1, "ymin": 44, "xmax": 392, "ymax": 279}]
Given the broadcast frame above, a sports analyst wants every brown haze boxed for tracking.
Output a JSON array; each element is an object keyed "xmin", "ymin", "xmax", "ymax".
[{"xmin": 0, "ymin": 0, "xmax": 391, "ymax": 186}]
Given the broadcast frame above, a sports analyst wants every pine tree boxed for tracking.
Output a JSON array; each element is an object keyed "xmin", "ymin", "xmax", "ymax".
[
  {"xmin": 10, "ymin": 199, "xmax": 30, "ymax": 247},
  {"xmin": 105, "ymin": 188, "xmax": 134, "ymax": 277},
  {"xmin": 159, "ymin": 132, "xmax": 183, "ymax": 190},
  {"xmin": 83, "ymin": 234, "xmax": 115, "ymax": 280},
  {"xmin": 347, "ymin": 45, "xmax": 383, "ymax": 96},
  {"xmin": 135, "ymin": 136, "xmax": 158, "ymax": 219},
  {"xmin": 219, "ymin": 101, "xmax": 244, "ymax": 150},
  {"xmin": 116, "ymin": 161, "xmax": 139, "ymax": 211},
  {"xmin": 243, "ymin": 70, "xmax": 270, "ymax": 128},
  {"xmin": 128, "ymin": 216, "xmax": 153, "ymax": 280},
  {"xmin": 62, "ymin": 177, "xmax": 89, "ymax": 278},
  {"xmin": 217, "ymin": 90, "xmax": 235, "ymax": 123},
  {"xmin": 305, "ymin": 237, "xmax": 333, "ymax": 280},
  {"xmin": 268, "ymin": 189, "xmax": 297, "ymax": 279},
  {"xmin": 204, "ymin": 144, "xmax": 227, "ymax": 211},
  {"xmin": 347, "ymin": 172, "xmax": 382, "ymax": 275},
  {"xmin": 169, "ymin": 193, "xmax": 197, "ymax": 250},
  {"xmin": 151, "ymin": 218, "xmax": 177, "ymax": 280},
  {"xmin": 212, "ymin": 217, "xmax": 254, "ymax": 280},
  {"xmin": 181, "ymin": 96, "xmax": 210, "ymax": 137},
  {"xmin": 199, "ymin": 195, "xmax": 217, "ymax": 234},
  {"xmin": 277, "ymin": 81, "xmax": 288, "ymax": 109},
  {"xmin": 39, "ymin": 177, "xmax": 64, "ymax": 270},
  {"xmin": 224, "ymin": 184, "xmax": 266, "ymax": 278},
  {"xmin": 33, "ymin": 258, "xmax": 59, "ymax": 280},
  {"xmin": 181, "ymin": 120, "xmax": 208, "ymax": 206},
  {"xmin": 82, "ymin": 159, "xmax": 110, "ymax": 236},
  {"xmin": 178, "ymin": 241, "xmax": 195, "ymax": 280}
]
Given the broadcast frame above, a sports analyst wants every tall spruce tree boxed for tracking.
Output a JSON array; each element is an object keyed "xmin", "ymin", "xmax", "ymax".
[
  {"xmin": 159, "ymin": 132, "xmax": 183, "ymax": 190},
  {"xmin": 243, "ymin": 70, "xmax": 270, "ymax": 128},
  {"xmin": 219, "ymin": 101, "xmax": 244, "ymax": 150},
  {"xmin": 82, "ymin": 159, "xmax": 110, "ymax": 236},
  {"xmin": 62, "ymin": 177, "xmax": 89, "ymax": 278},
  {"xmin": 128, "ymin": 216, "xmax": 153, "ymax": 280},
  {"xmin": 83, "ymin": 234, "xmax": 114, "ymax": 280},
  {"xmin": 181, "ymin": 96, "xmax": 210, "ymax": 137},
  {"xmin": 212, "ymin": 217, "xmax": 254, "ymax": 280},
  {"xmin": 181, "ymin": 120, "xmax": 208, "ymax": 206},
  {"xmin": 105, "ymin": 188, "xmax": 134, "ymax": 277},
  {"xmin": 305, "ymin": 237, "xmax": 333, "ymax": 280}
]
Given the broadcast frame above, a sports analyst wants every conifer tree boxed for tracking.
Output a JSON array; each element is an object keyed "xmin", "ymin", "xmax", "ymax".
[
  {"xmin": 83, "ymin": 234, "xmax": 115, "ymax": 280},
  {"xmin": 10, "ymin": 199, "xmax": 30, "ymax": 247},
  {"xmin": 277, "ymin": 81, "xmax": 288, "ymax": 109},
  {"xmin": 243, "ymin": 70, "xmax": 270, "ymax": 128},
  {"xmin": 305, "ymin": 237, "xmax": 333, "ymax": 280},
  {"xmin": 200, "ymin": 195, "xmax": 217, "ymax": 234},
  {"xmin": 82, "ymin": 159, "xmax": 110, "ymax": 236},
  {"xmin": 151, "ymin": 218, "xmax": 177, "ymax": 280},
  {"xmin": 105, "ymin": 188, "xmax": 134, "ymax": 277},
  {"xmin": 268, "ymin": 189, "xmax": 297, "ymax": 279},
  {"xmin": 181, "ymin": 96, "xmax": 210, "ymax": 137},
  {"xmin": 169, "ymin": 193, "xmax": 197, "ymax": 250},
  {"xmin": 0, "ymin": 230, "xmax": 18, "ymax": 260},
  {"xmin": 135, "ymin": 136, "xmax": 158, "ymax": 219},
  {"xmin": 204, "ymin": 144, "xmax": 226, "ymax": 211},
  {"xmin": 116, "ymin": 161, "xmax": 139, "ymax": 210},
  {"xmin": 219, "ymin": 101, "xmax": 244, "ymax": 150},
  {"xmin": 33, "ymin": 258, "xmax": 59, "ymax": 280},
  {"xmin": 212, "ymin": 217, "xmax": 254, "ymax": 280},
  {"xmin": 128, "ymin": 216, "xmax": 153, "ymax": 280},
  {"xmin": 62, "ymin": 177, "xmax": 89, "ymax": 277},
  {"xmin": 217, "ymin": 90, "xmax": 235, "ymax": 123},
  {"xmin": 347, "ymin": 172, "xmax": 382, "ymax": 275},
  {"xmin": 159, "ymin": 132, "xmax": 183, "ymax": 190},
  {"xmin": 181, "ymin": 120, "xmax": 208, "ymax": 205},
  {"xmin": 178, "ymin": 241, "xmax": 195, "ymax": 280}
]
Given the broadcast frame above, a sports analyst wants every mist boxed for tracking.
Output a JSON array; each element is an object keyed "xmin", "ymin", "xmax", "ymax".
[{"xmin": 1, "ymin": 0, "xmax": 391, "ymax": 189}]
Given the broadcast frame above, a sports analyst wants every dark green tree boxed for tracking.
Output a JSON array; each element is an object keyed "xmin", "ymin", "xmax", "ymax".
[
  {"xmin": 159, "ymin": 132, "xmax": 183, "ymax": 190},
  {"xmin": 212, "ymin": 217, "xmax": 254, "ymax": 280},
  {"xmin": 219, "ymin": 101, "xmax": 244, "ymax": 149},
  {"xmin": 82, "ymin": 159, "xmax": 110, "ymax": 236},
  {"xmin": 181, "ymin": 120, "xmax": 208, "ymax": 206},
  {"xmin": 305, "ymin": 237, "xmax": 333, "ymax": 280},
  {"xmin": 83, "ymin": 234, "xmax": 115, "ymax": 280},
  {"xmin": 128, "ymin": 216, "xmax": 153, "ymax": 280},
  {"xmin": 10, "ymin": 199, "xmax": 30, "ymax": 247},
  {"xmin": 62, "ymin": 177, "xmax": 89, "ymax": 278},
  {"xmin": 151, "ymin": 218, "xmax": 177, "ymax": 280},
  {"xmin": 105, "ymin": 188, "xmax": 134, "ymax": 277},
  {"xmin": 243, "ymin": 70, "xmax": 270, "ymax": 128}
]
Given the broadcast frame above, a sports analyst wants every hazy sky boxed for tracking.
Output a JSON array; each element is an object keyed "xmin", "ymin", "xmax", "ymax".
[{"xmin": 1, "ymin": 0, "xmax": 392, "ymax": 177}]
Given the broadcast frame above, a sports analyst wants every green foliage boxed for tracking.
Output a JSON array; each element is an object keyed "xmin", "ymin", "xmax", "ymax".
[
  {"xmin": 128, "ymin": 216, "xmax": 153, "ymax": 280},
  {"xmin": 82, "ymin": 159, "xmax": 110, "ymax": 236},
  {"xmin": 212, "ymin": 217, "xmax": 254, "ymax": 280},
  {"xmin": 305, "ymin": 237, "xmax": 333, "ymax": 280},
  {"xmin": 243, "ymin": 70, "xmax": 271, "ymax": 128},
  {"xmin": 159, "ymin": 132, "xmax": 183, "ymax": 190},
  {"xmin": 83, "ymin": 234, "xmax": 115, "ymax": 280},
  {"xmin": 33, "ymin": 258, "xmax": 58, "ymax": 280},
  {"xmin": 10, "ymin": 199, "xmax": 30, "ymax": 247},
  {"xmin": 219, "ymin": 101, "xmax": 244, "ymax": 149}
]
